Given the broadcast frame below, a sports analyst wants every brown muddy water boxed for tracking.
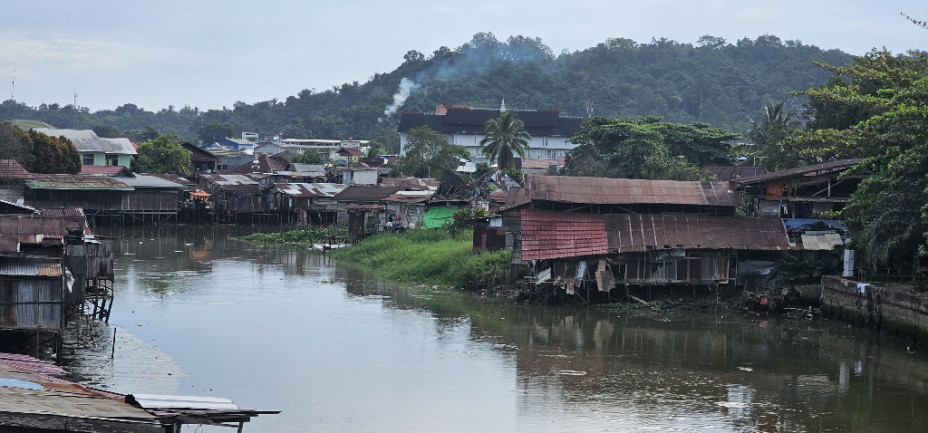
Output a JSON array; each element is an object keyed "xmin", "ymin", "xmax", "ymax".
[{"xmin": 60, "ymin": 225, "xmax": 928, "ymax": 432}]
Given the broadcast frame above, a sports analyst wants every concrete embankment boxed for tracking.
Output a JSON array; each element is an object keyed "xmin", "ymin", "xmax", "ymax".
[{"xmin": 819, "ymin": 275, "xmax": 928, "ymax": 341}]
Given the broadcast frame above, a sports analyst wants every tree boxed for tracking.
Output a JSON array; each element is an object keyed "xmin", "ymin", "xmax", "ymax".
[
  {"xmin": 395, "ymin": 126, "xmax": 468, "ymax": 177},
  {"xmin": 0, "ymin": 122, "xmax": 34, "ymax": 171},
  {"xmin": 125, "ymin": 126, "xmax": 160, "ymax": 142},
  {"xmin": 789, "ymin": 49, "xmax": 928, "ymax": 275},
  {"xmin": 133, "ymin": 134, "xmax": 193, "ymax": 176},
  {"xmin": 292, "ymin": 149, "xmax": 325, "ymax": 165},
  {"xmin": 479, "ymin": 111, "xmax": 531, "ymax": 170},
  {"xmin": 28, "ymin": 131, "xmax": 80, "ymax": 174},
  {"xmin": 197, "ymin": 122, "xmax": 235, "ymax": 145},
  {"xmin": 746, "ymin": 100, "xmax": 802, "ymax": 170},
  {"xmin": 563, "ymin": 116, "xmax": 733, "ymax": 179}
]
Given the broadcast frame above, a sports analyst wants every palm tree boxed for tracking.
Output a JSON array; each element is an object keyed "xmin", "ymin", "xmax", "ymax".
[
  {"xmin": 479, "ymin": 111, "xmax": 531, "ymax": 170},
  {"xmin": 746, "ymin": 100, "xmax": 801, "ymax": 170}
]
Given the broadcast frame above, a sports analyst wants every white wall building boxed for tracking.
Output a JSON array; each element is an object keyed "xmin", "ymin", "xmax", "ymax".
[{"xmin": 397, "ymin": 104, "xmax": 583, "ymax": 164}]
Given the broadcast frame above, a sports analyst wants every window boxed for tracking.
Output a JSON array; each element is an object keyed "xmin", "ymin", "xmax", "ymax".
[{"xmin": 82, "ymin": 154, "xmax": 95, "ymax": 165}]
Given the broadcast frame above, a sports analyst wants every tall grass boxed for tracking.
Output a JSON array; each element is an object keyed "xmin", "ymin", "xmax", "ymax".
[
  {"xmin": 239, "ymin": 226, "xmax": 348, "ymax": 245},
  {"xmin": 330, "ymin": 229, "xmax": 515, "ymax": 291}
]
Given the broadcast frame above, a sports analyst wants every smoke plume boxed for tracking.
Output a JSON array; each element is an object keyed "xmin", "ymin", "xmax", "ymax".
[{"xmin": 384, "ymin": 77, "xmax": 419, "ymax": 116}]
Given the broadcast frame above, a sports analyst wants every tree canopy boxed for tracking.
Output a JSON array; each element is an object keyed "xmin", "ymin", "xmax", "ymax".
[
  {"xmin": 393, "ymin": 126, "xmax": 468, "ymax": 178},
  {"xmin": 0, "ymin": 121, "xmax": 35, "ymax": 171},
  {"xmin": 197, "ymin": 122, "xmax": 236, "ymax": 145},
  {"xmin": 133, "ymin": 134, "xmax": 193, "ymax": 176},
  {"xmin": 563, "ymin": 116, "xmax": 737, "ymax": 180},
  {"xmin": 28, "ymin": 130, "xmax": 81, "ymax": 174},
  {"xmin": 788, "ymin": 49, "xmax": 928, "ymax": 270},
  {"xmin": 479, "ymin": 111, "xmax": 531, "ymax": 169}
]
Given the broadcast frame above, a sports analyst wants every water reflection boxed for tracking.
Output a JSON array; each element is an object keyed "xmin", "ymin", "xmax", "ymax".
[{"xmin": 61, "ymin": 226, "xmax": 928, "ymax": 433}]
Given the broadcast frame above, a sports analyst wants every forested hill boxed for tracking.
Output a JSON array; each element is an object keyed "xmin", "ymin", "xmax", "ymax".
[{"xmin": 1, "ymin": 33, "xmax": 852, "ymax": 152}]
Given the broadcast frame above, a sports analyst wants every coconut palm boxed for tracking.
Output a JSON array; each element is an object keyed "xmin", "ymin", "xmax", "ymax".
[
  {"xmin": 746, "ymin": 100, "xmax": 801, "ymax": 170},
  {"xmin": 479, "ymin": 111, "xmax": 531, "ymax": 169}
]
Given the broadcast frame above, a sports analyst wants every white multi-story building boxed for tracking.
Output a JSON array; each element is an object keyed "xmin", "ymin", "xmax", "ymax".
[{"xmin": 397, "ymin": 104, "xmax": 583, "ymax": 164}]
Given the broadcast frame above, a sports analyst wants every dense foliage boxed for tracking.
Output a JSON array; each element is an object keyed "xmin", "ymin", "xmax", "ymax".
[
  {"xmin": 0, "ymin": 121, "xmax": 35, "ymax": 170},
  {"xmin": 28, "ymin": 130, "xmax": 81, "ymax": 174},
  {"xmin": 563, "ymin": 116, "xmax": 739, "ymax": 179},
  {"xmin": 788, "ymin": 50, "xmax": 928, "ymax": 272},
  {"xmin": 240, "ymin": 226, "xmax": 349, "ymax": 245},
  {"xmin": 0, "ymin": 33, "xmax": 851, "ymax": 153},
  {"xmin": 392, "ymin": 126, "xmax": 468, "ymax": 177},
  {"xmin": 133, "ymin": 134, "xmax": 193, "ymax": 176}
]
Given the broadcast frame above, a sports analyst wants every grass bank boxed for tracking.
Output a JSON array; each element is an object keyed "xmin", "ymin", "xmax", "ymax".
[{"xmin": 329, "ymin": 229, "xmax": 517, "ymax": 292}]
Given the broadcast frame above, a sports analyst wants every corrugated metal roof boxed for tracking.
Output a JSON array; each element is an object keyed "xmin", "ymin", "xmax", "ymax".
[
  {"xmin": 80, "ymin": 165, "xmax": 131, "ymax": 176},
  {"xmin": 116, "ymin": 174, "xmax": 185, "ymax": 189},
  {"xmin": 733, "ymin": 158, "xmax": 864, "ymax": 185},
  {"xmin": 801, "ymin": 232, "xmax": 844, "ymax": 250},
  {"xmin": 274, "ymin": 183, "xmax": 347, "ymax": 198},
  {"xmin": 523, "ymin": 175, "xmax": 743, "ymax": 207},
  {"xmin": 32, "ymin": 128, "xmax": 138, "ymax": 155},
  {"xmin": 520, "ymin": 209, "xmax": 609, "ymax": 261},
  {"xmin": 0, "ymin": 160, "xmax": 34, "ymax": 179},
  {"xmin": 333, "ymin": 185, "xmax": 398, "ymax": 201},
  {"xmin": 0, "ymin": 353, "xmax": 162, "ymax": 431},
  {"xmin": 199, "ymin": 174, "xmax": 258, "ymax": 186},
  {"xmin": 0, "ymin": 260, "xmax": 61, "ymax": 277},
  {"xmin": 606, "ymin": 214, "xmax": 791, "ymax": 253},
  {"xmin": 291, "ymin": 163, "xmax": 325, "ymax": 173},
  {"xmin": 128, "ymin": 394, "xmax": 240, "ymax": 411},
  {"xmin": 27, "ymin": 174, "xmax": 133, "ymax": 190},
  {"xmin": 384, "ymin": 190, "xmax": 433, "ymax": 203},
  {"xmin": 701, "ymin": 165, "xmax": 767, "ymax": 180}
]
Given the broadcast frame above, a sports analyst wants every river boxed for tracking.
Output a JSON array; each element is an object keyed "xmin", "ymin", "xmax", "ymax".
[{"xmin": 60, "ymin": 225, "xmax": 928, "ymax": 432}]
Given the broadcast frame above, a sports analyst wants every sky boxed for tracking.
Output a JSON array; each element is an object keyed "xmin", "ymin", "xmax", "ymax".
[{"xmin": 2, "ymin": 0, "xmax": 925, "ymax": 112}]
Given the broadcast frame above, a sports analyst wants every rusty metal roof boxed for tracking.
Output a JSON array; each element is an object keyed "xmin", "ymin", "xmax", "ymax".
[
  {"xmin": 384, "ymin": 190, "xmax": 433, "ymax": 204},
  {"xmin": 79, "ymin": 165, "xmax": 131, "ymax": 176},
  {"xmin": 0, "ymin": 259, "xmax": 62, "ymax": 277},
  {"xmin": 606, "ymin": 214, "xmax": 791, "ymax": 253},
  {"xmin": 520, "ymin": 209, "xmax": 609, "ymax": 261},
  {"xmin": 733, "ymin": 158, "xmax": 864, "ymax": 185},
  {"xmin": 27, "ymin": 174, "xmax": 133, "ymax": 190},
  {"xmin": 0, "ymin": 214, "xmax": 89, "ymax": 252},
  {"xmin": 274, "ymin": 183, "xmax": 347, "ymax": 198},
  {"xmin": 333, "ymin": 185, "xmax": 398, "ymax": 202},
  {"xmin": 523, "ymin": 175, "xmax": 743, "ymax": 207},
  {"xmin": 0, "ymin": 353, "xmax": 162, "ymax": 432},
  {"xmin": 379, "ymin": 177, "xmax": 434, "ymax": 191},
  {"xmin": 0, "ymin": 160, "xmax": 34, "ymax": 179}
]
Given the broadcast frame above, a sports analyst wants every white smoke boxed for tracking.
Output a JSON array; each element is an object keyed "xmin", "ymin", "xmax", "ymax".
[{"xmin": 384, "ymin": 77, "xmax": 419, "ymax": 116}]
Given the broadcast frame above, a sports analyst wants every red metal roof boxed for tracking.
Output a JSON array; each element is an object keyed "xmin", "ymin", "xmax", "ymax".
[
  {"xmin": 520, "ymin": 209, "xmax": 609, "ymax": 261},
  {"xmin": 523, "ymin": 175, "xmax": 743, "ymax": 207},
  {"xmin": 606, "ymin": 214, "xmax": 791, "ymax": 253},
  {"xmin": 0, "ymin": 160, "xmax": 34, "ymax": 179},
  {"xmin": 80, "ymin": 165, "xmax": 130, "ymax": 176},
  {"xmin": 333, "ymin": 185, "xmax": 398, "ymax": 202}
]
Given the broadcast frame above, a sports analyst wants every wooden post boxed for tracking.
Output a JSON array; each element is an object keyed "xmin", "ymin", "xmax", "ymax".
[{"xmin": 111, "ymin": 327, "xmax": 116, "ymax": 359}]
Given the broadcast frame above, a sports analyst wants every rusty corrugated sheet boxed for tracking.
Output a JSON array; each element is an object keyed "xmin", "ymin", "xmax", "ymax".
[
  {"xmin": 733, "ymin": 158, "xmax": 864, "ymax": 185},
  {"xmin": 334, "ymin": 185, "xmax": 398, "ymax": 202},
  {"xmin": 523, "ymin": 175, "xmax": 743, "ymax": 207},
  {"xmin": 520, "ymin": 209, "xmax": 609, "ymax": 261},
  {"xmin": 0, "ymin": 261, "xmax": 60, "ymax": 277},
  {"xmin": 27, "ymin": 174, "xmax": 133, "ymax": 190},
  {"xmin": 606, "ymin": 214, "xmax": 790, "ymax": 253}
]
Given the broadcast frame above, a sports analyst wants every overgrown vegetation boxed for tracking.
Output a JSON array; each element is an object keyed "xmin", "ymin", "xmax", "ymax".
[
  {"xmin": 330, "ymin": 229, "xmax": 516, "ymax": 291},
  {"xmin": 239, "ymin": 226, "xmax": 349, "ymax": 245}
]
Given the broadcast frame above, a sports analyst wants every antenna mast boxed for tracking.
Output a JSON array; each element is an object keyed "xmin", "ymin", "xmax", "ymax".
[{"xmin": 8, "ymin": 63, "xmax": 15, "ymax": 121}]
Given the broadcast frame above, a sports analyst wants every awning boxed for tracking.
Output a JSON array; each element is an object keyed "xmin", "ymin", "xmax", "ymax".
[
  {"xmin": 423, "ymin": 206, "xmax": 456, "ymax": 229},
  {"xmin": 189, "ymin": 191, "xmax": 211, "ymax": 198}
]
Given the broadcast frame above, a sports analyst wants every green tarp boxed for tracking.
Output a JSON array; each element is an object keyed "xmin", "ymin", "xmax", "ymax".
[{"xmin": 423, "ymin": 206, "xmax": 456, "ymax": 229}]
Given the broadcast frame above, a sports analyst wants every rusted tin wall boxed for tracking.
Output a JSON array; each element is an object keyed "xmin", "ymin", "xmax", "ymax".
[
  {"xmin": 122, "ymin": 190, "xmax": 180, "ymax": 212},
  {"xmin": 0, "ymin": 277, "xmax": 62, "ymax": 330}
]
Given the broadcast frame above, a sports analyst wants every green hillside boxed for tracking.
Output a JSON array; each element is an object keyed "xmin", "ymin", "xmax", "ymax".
[{"xmin": 0, "ymin": 33, "xmax": 855, "ymax": 151}]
